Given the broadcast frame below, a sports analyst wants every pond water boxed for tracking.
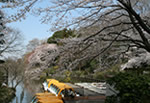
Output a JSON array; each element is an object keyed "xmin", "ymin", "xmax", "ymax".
[
  {"xmin": 9, "ymin": 80, "xmax": 105, "ymax": 103},
  {"xmin": 10, "ymin": 80, "xmax": 42, "ymax": 103},
  {"xmin": 11, "ymin": 82, "xmax": 33, "ymax": 103}
]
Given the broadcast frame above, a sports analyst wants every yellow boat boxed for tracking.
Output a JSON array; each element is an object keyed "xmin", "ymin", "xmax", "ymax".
[
  {"xmin": 43, "ymin": 79, "xmax": 59, "ymax": 92},
  {"xmin": 31, "ymin": 92, "xmax": 63, "ymax": 103},
  {"xmin": 31, "ymin": 79, "xmax": 76, "ymax": 103}
]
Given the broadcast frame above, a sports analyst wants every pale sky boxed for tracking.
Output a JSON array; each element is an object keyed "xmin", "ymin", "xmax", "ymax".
[
  {"xmin": 7, "ymin": 14, "xmax": 53, "ymax": 45},
  {"xmin": 3, "ymin": 0, "xmax": 53, "ymax": 45},
  {"xmin": 3, "ymin": 0, "xmax": 79, "ymax": 46}
]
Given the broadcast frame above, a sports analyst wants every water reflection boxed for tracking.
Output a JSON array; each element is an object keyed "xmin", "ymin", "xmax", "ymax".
[
  {"xmin": 10, "ymin": 80, "xmax": 42, "ymax": 103},
  {"xmin": 10, "ymin": 80, "xmax": 105, "ymax": 103}
]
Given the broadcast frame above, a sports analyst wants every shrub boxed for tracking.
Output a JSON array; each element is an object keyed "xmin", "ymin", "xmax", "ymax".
[{"xmin": 105, "ymin": 72, "xmax": 150, "ymax": 103}]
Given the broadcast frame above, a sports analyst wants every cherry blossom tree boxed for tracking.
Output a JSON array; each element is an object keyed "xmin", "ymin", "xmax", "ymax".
[
  {"xmin": 2, "ymin": 0, "xmax": 150, "ymax": 54},
  {"xmin": 26, "ymin": 38, "xmax": 41, "ymax": 52},
  {"xmin": 4, "ymin": 0, "xmax": 150, "ymax": 78}
]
